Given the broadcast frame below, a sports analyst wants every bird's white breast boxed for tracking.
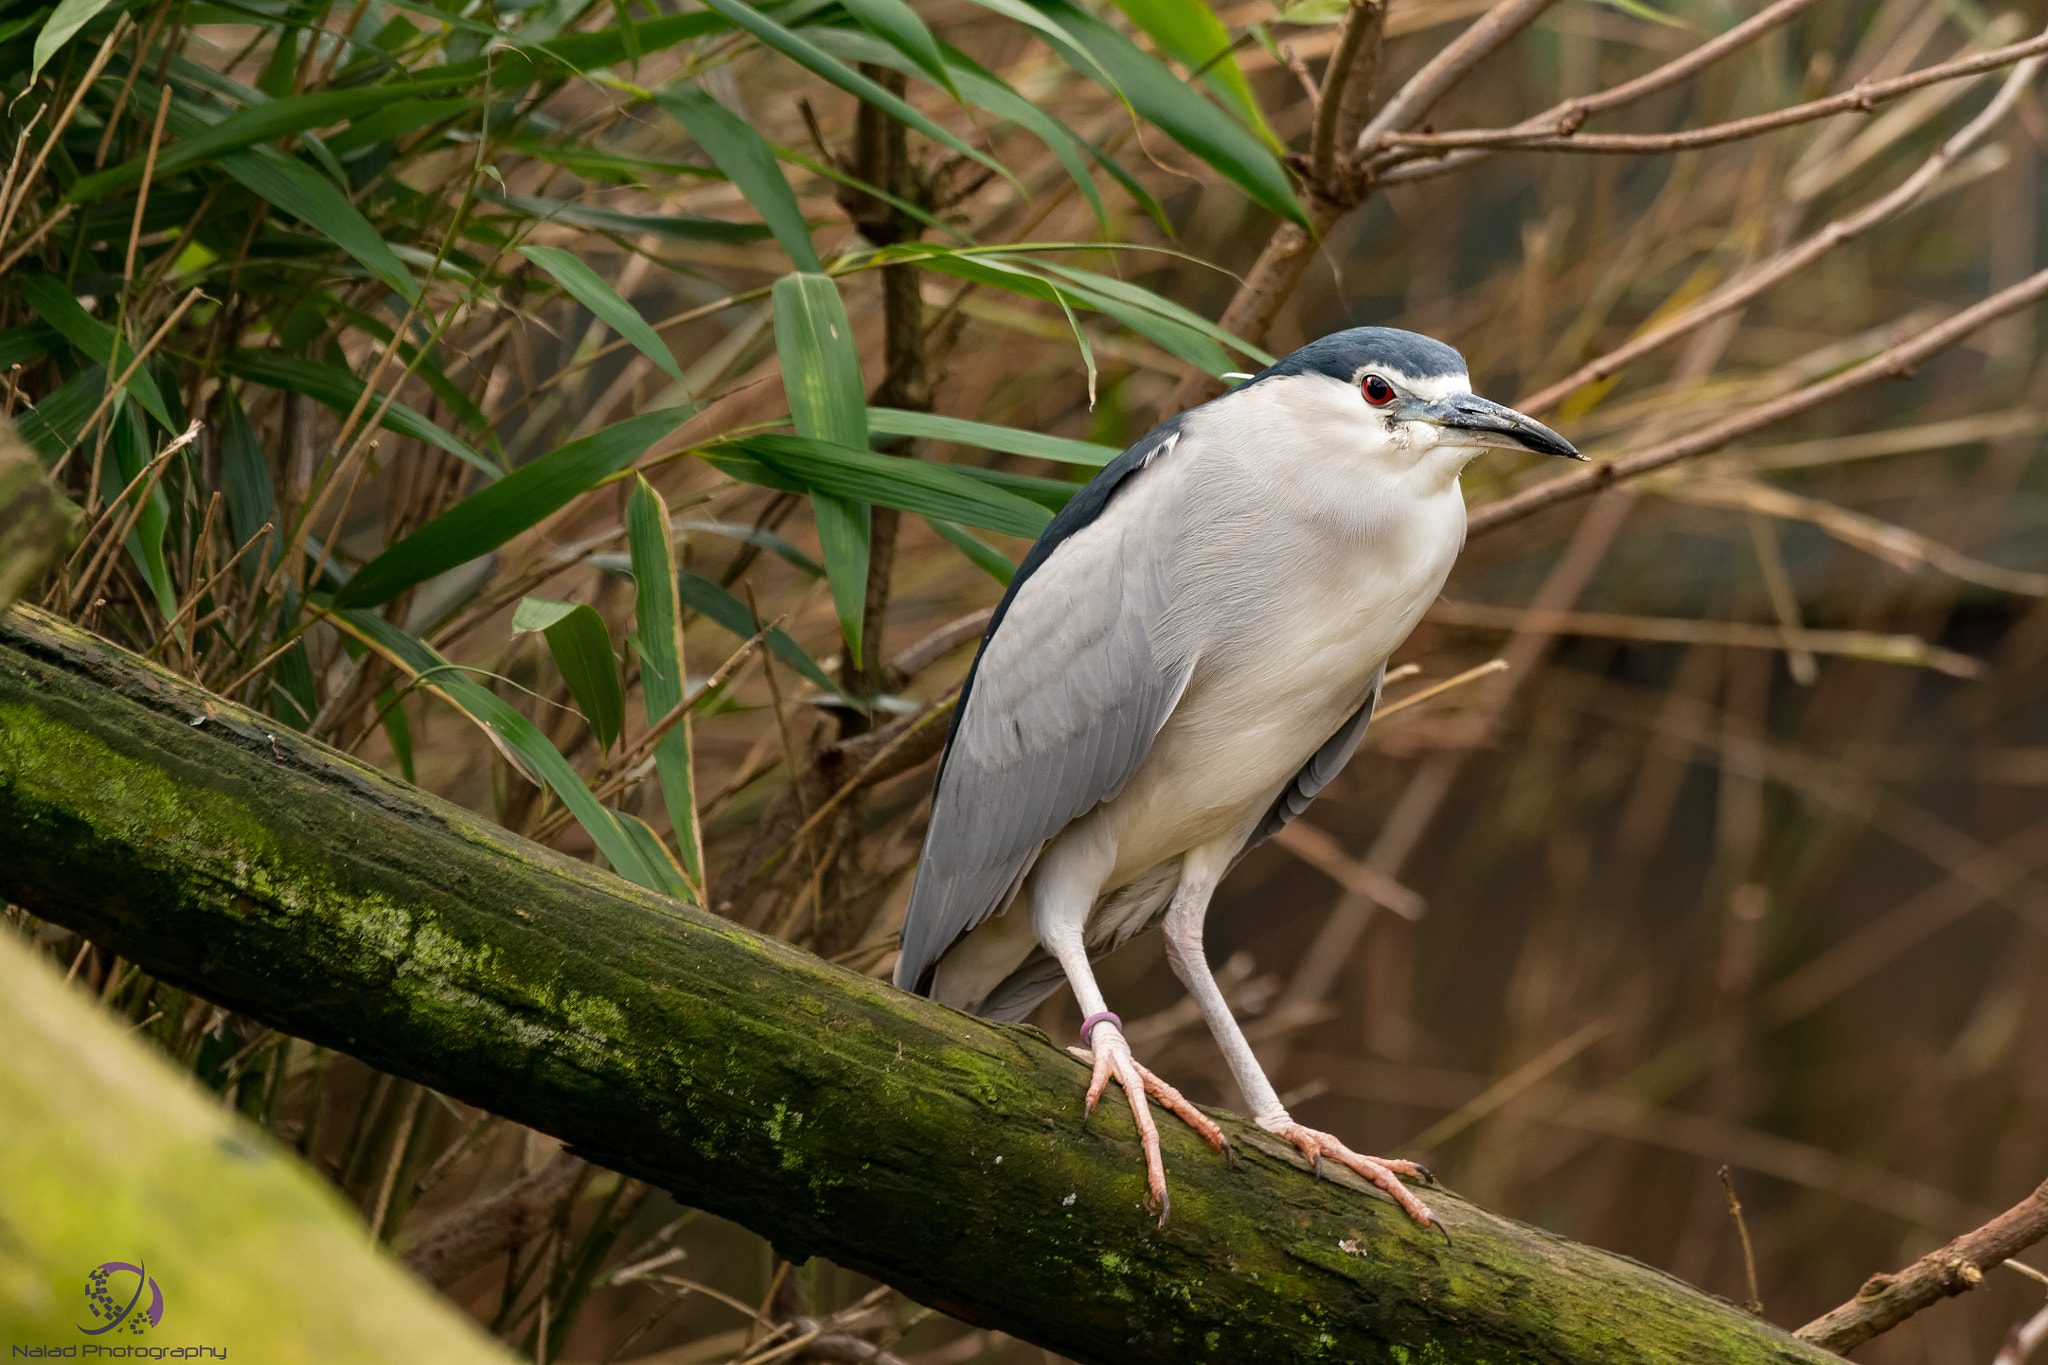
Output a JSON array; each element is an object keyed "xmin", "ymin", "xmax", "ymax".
[{"xmin": 1090, "ymin": 375, "xmax": 1471, "ymax": 884}]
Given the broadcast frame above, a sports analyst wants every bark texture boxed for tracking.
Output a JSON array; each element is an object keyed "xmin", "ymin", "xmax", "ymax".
[{"xmin": 0, "ymin": 606, "xmax": 1841, "ymax": 1365}]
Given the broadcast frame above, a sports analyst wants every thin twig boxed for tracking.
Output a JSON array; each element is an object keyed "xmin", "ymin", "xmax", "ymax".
[
  {"xmin": 1719, "ymin": 1166, "xmax": 1765, "ymax": 1315},
  {"xmin": 782, "ymin": 690, "xmax": 960, "ymax": 854}
]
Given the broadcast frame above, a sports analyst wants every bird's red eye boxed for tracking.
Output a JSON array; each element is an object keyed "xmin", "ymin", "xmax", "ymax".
[{"xmin": 1362, "ymin": 375, "xmax": 1395, "ymax": 406}]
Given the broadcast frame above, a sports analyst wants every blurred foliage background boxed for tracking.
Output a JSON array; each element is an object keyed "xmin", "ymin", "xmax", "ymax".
[{"xmin": 4, "ymin": 0, "xmax": 2047, "ymax": 1355}]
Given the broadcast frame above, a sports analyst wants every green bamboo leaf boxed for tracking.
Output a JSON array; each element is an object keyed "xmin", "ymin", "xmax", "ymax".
[
  {"xmin": 15, "ymin": 366, "xmax": 103, "ymax": 460},
  {"xmin": 482, "ymin": 192, "xmax": 773, "ymax": 245},
  {"xmin": 1591, "ymin": 0, "xmax": 1692, "ymax": 27},
  {"xmin": 223, "ymin": 352, "xmax": 494, "ymax": 475},
  {"xmin": 771, "ymin": 141, "xmax": 966, "ymax": 243},
  {"xmin": 692, "ymin": 0, "xmax": 1016, "ymax": 191},
  {"xmin": 18, "ymin": 274, "xmax": 177, "ymax": 432},
  {"xmin": 216, "ymin": 146, "xmax": 420, "ymax": 302},
  {"xmin": 627, "ymin": 476, "xmax": 703, "ymax": 888},
  {"xmin": 217, "ymin": 388, "xmax": 279, "ymax": 581},
  {"xmin": 1032, "ymin": 260, "xmax": 1276, "ymax": 363},
  {"xmin": 32, "ymin": 0, "xmax": 113, "ymax": 79},
  {"xmin": 811, "ymin": 492, "xmax": 869, "ymax": 658},
  {"xmin": 947, "ymin": 464, "xmax": 1080, "ymax": 512},
  {"xmin": 512, "ymin": 597, "xmax": 627, "ymax": 753},
  {"xmin": 326, "ymin": 98, "xmax": 477, "ymax": 156},
  {"xmin": 804, "ymin": 27, "xmax": 1116, "ymax": 230},
  {"xmin": 773, "ymin": 273, "xmax": 870, "ymax": 656},
  {"xmin": 1032, "ymin": 0, "xmax": 1303, "ymax": 226},
  {"xmin": 842, "ymin": 0, "xmax": 958, "ymax": 99},
  {"xmin": 70, "ymin": 87, "xmax": 404, "ymax": 203},
  {"xmin": 495, "ymin": 137, "xmax": 717, "ymax": 186},
  {"xmin": 0, "ymin": 324, "xmax": 59, "ymax": 371},
  {"xmin": 1106, "ymin": 0, "xmax": 1279, "ymax": 148},
  {"xmin": 520, "ymin": 245, "xmax": 688, "ymax": 390},
  {"xmin": 654, "ymin": 83, "xmax": 821, "ymax": 271},
  {"xmin": 866, "ymin": 407, "xmax": 1119, "ymax": 467},
  {"xmin": 613, "ymin": 810, "xmax": 696, "ymax": 900},
  {"xmin": 332, "ymin": 305, "xmax": 500, "ymax": 450},
  {"xmin": 335, "ymin": 407, "xmax": 691, "ymax": 609},
  {"xmin": 419, "ymin": 10, "xmax": 728, "ymax": 88},
  {"xmin": 101, "ymin": 405, "xmax": 177, "ymax": 624},
  {"xmin": 925, "ymin": 517, "xmax": 1016, "ymax": 585},
  {"xmin": 774, "ymin": 275, "xmax": 866, "ymax": 446},
  {"xmin": 957, "ymin": 0, "xmax": 1117, "ymax": 86},
  {"xmin": 671, "ymin": 567, "xmax": 840, "ymax": 696},
  {"xmin": 333, "ymin": 606, "xmax": 683, "ymax": 897},
  {"xmin": 718, "ymin": 434, "xmax": 1052, "ymax": 540},
  {"xmin": 932, "ymin": 45, "xmax": 1118, "ymax": 228},
  {"xmin": 882, "ymin": 247, "xmax": 1234, "ymax": 375},
  {"xmin": 680, "ymin": 520, "xmax": 824, "ymax": 578}
]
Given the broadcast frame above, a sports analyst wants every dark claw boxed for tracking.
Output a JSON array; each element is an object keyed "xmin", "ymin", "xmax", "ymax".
[
  {"xmin": 1219, "ymin": 1135, "xmax": 1240, "ymax": 1172},
  {"xmin": 1432, "ymin": 1219, "xmax": 1453, "ymax": 1247},
  {"xmin": 1311, "ymin": 1151, "xmax": 1324, "ymax": 1182},
  {"xmin": 1414, "ymin": 1163, "xmax": 1437, "ymax": 1185}
]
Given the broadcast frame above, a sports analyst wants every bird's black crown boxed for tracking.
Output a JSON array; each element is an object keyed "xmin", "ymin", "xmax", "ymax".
[{"xmin": 1248, "ymin": 326, "xmax": 1468, "ymax": 388}]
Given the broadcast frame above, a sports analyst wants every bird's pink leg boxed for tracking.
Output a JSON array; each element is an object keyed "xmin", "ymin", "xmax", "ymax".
[
  {"xmin": 1161, "ymin": 860, "xmax": 1442, "ymax": 1235},
  {"xmin": 1069, "ymin": 1025, "xmax": 1231, "ymax": 1225}
]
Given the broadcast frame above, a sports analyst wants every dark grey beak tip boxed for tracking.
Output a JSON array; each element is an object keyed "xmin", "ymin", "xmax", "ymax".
[
  {"xmin": 1435, "ymin": 395, "xmax": 1581, "ymax": 461},
  {"xmin": 1503, "ymin": 411, "xmax": 1581, "ymax": 462}
]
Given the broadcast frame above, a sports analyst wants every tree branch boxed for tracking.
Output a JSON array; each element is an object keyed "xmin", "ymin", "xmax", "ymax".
[
  {"xmin": 1375, "ymin": 30, "xmax": 2048, "ymax": 156},
  {"xmin": 1351, "ymin": 0, "xmax": 1566, "ymax": 154},
  {"xmin": 1372, "ymin": 0, "xmax": 1830, "ymax": 184},
  {"xmin": 1512, "ymin": 44, "xmax": 2040, "ymax": 415},
  {"xmin": 1795, "ymin": 1177, "xmax": 2048, "ymax": 1352},
  {"xmin": 1466, "ymin": 263, "xmax": 2048, "ymax": 535},
  {"xmin": 1, "ymin": 605, "xmax": 1841, "ymax": 1365}
]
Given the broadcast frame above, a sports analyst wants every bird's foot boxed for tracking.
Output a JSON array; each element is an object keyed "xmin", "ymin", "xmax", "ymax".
[
  {"xmin": 1259, "ymin": 1118, "xmax": 1443, "ymax": 1236},
  {"xmin": 1070, "ymin": 1030, "xmax": 1233, "ymax": 1226}
]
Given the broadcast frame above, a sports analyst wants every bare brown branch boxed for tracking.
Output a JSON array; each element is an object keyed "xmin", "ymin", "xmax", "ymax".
[
  {"xmin": 400, "ymin": 1149, "xmax": 586, "ymax": 1289},
  {"xmin": 1796, "ymin": 1178, "xmax": 2048, "ymax": 1352},
  {"xmin": 1467, "ymin": 262, "xmax": 2048, "ymax": 535},
  {"xmin": 1350, "ymin": 0, "xmax": 1567, "ymax": 153},
  {"xmin": 1372, "ymin": 0, "xmax": 1829, "ymax": 183},
  {"xmin": 1378, "ymin": 30, "xmax": 2048, "ymax": 156},
  {"xmin": 1516, "ymin": 41, "xmax": 2043, "ymax": 414}
]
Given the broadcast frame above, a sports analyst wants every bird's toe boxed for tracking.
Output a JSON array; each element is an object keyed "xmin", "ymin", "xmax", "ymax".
[{"xmin": 1268, "ymin": 1121, "xmax": 1439, "ymax": 1231}]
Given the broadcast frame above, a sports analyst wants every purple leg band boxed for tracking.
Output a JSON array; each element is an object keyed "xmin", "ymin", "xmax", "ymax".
[{"xmin": 1079, "ymin": 1010, "xmax": 1123, "ymax": 1042}]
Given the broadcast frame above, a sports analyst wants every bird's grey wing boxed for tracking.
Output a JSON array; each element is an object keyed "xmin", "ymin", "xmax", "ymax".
[
  {"xmin": 1237, "ymin": 664, "xmax": 1386, "ymax": 857},
  {"xmin": 895, "ymin": 419, "xmax": 1193, "ymax": 995}
]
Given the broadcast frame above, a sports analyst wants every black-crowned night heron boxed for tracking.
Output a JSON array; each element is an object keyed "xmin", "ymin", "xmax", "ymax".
[{"xmin": 894, "ymin": 327, "xmax": 1581, "ymax": 1230}]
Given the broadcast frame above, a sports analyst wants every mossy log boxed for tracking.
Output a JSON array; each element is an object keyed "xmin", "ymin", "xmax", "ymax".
[
  {"xmin": 0, "ymin": 607, "xmax": 1841, "ymax": 1365},
  {"xmin": 0, "ymin": 927, "xmax": 518, "ymax": 1362}
]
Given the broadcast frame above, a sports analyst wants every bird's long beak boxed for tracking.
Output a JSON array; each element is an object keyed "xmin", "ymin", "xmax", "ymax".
[{"xmin": 1421, "ymin": 394, "xmax": 1584, "ymax": 461}]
